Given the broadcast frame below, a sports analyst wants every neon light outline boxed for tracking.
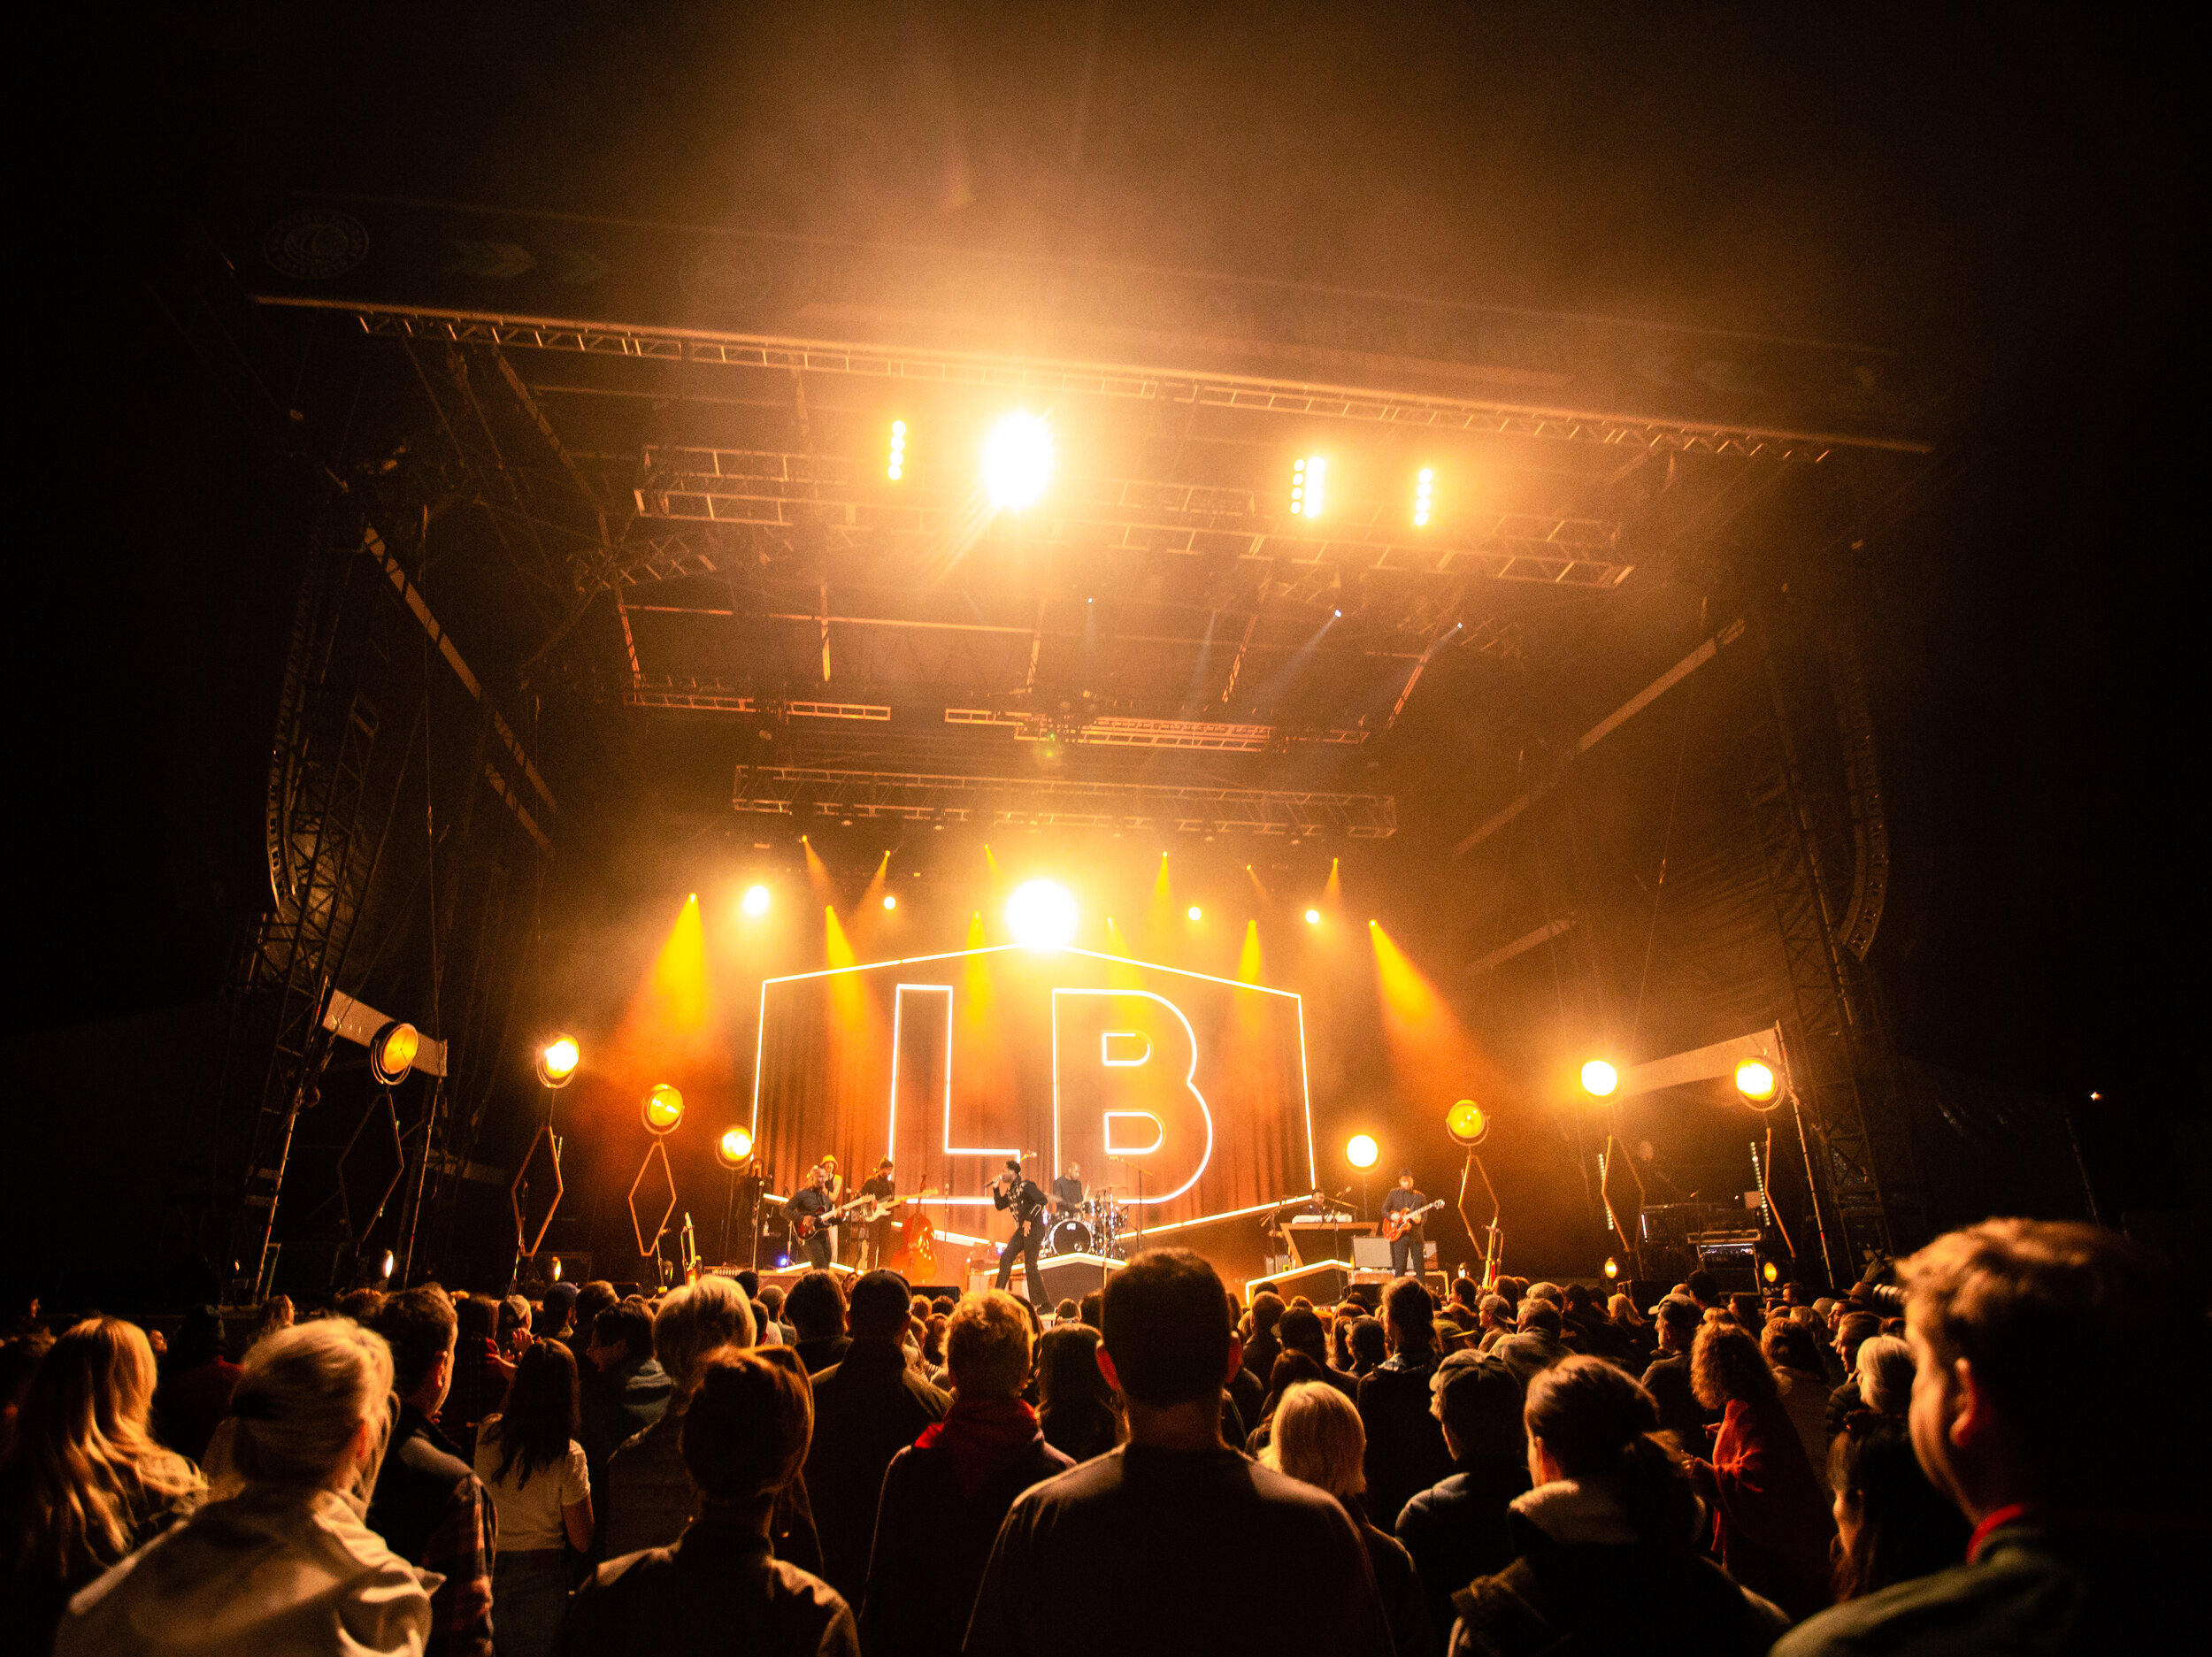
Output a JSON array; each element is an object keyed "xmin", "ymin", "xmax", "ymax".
[
  {"xmin": 1103, "ymin": 1111, "xmax": 1165, "ymax": 1154},
  {"xmin": 1051, "ymin": 987, "xmax": 1213, "ymax": 1206},
  {"xmin": 751, "ymin": 943, "xmax": 1314, "ymax": 1226},
  {"xmin": 1101, "ymin": 1030, "xmax": 1151, "ymax": 1067}
]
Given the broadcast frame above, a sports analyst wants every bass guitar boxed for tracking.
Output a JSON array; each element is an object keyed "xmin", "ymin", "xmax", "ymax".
[{"xmin": 1379, "ymin": 1198, "xmax": 1445, "ymax": 1242}]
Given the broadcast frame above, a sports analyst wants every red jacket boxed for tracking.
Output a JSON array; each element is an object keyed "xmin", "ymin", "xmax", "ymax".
[{"xmin": 1709, "ymin": 1394, "xmax": 1835, "ymax": 1618}]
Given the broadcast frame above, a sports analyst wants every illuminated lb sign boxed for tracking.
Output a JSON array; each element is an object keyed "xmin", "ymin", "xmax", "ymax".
[{"xmin": 1051, "ymin": 989, "xmax": 1213, "ymax": 1206}]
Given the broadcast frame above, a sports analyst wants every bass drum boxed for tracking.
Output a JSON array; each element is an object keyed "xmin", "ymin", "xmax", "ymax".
[{"xmin": 1045, "ymin": 1217, "xmax": 1095, "ymax": 1257}]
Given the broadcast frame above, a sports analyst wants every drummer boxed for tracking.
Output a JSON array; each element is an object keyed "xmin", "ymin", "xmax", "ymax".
[{"xmin": 1052, "ymin": 1162, "xmax": 1087, "ymax": 1215}]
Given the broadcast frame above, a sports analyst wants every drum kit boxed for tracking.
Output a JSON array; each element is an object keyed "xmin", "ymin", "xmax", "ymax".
[{"xmin": 1044, "ymin": 1189, "xmax": 1133, "ymax": 1259}]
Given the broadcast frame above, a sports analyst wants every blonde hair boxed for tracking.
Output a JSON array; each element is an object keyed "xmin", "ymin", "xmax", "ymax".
[
  {"xmin": 653, "ymin": 1276, "xmax": 757, "ymax": 1393},
  {"xmin": 0, "ymin": 1318, "xmax": 204, "ymax": 1582},
  {"xmin": 220, "ymin": 1318, "xmax": 394, "ymax": 1515},
  {"xmin": 1259, "ymin": 1381, "xmax": 1366, "ymax": 1500},
  {"xmin": 945, "ymin": 1291, "xmax": 1033, "ymax": 1398}
]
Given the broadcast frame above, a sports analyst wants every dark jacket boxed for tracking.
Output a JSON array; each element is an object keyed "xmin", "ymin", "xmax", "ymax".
[
  {"xmin": 579, "ymin": 1354, "xmax": 672, "ymax": 1484},
  {"xmin": 554, "ymin": 1519, "xmax": 856, "ymax": 1657},
  {"xmin": 1360, "ymin": 1516, "xmax": 1432, "ymax": 1657},
  {"xmin": 598, "ymin": 1397, "xmax": 822, "ymax": 1570},
  {"xmin": 1242, "ymin": 1327, "xmax": 1282, "ymax": 1384},
  {"xmin": 1448, "ymin": 1481, "xmax": 1783, "ymax": 1657},
  {"xmin": 793, "ymin": 1335, "xmax": 852, "ymax": 1376},
  {"xmin": 1395, "ymin": 1456, "xmax": 1533, "ymax": 1653},
  {"xmin": 860, "ymin": 1400, "xmax": 1072, "ymax": 1656},
  {"xmin": 1770, "ymin": 1515, "xmax": 2200, "ymax": 1657},
  {"xmin": 1357, "ymin": 1352, "xmax": 1455, "ymax": 1531},
  {"xmin": 803, "ymin": 1341, "xmax": 949, "ymax": 1602},
  {"xmin": 364, "ymin": 1403, "xmax": 495, "ymax": 1657},
  {"xmin": 442, "ymin": 1336, "xmax": 511, "ymax": 1459}
]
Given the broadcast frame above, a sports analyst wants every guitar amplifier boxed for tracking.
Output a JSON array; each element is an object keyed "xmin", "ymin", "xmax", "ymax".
[{"xmin": 1352, "ymin": 1237, "xmax": 1395, "ymax": 1270}]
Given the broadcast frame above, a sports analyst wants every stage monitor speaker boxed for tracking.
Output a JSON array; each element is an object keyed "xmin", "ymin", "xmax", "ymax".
[
  {"xmin": 1352, "ymin": 1237, "xmax": 1395, "ymax": 1270},
  {"xmin": 1002, "ymin": 1253, "xmax": 1125, "ymax": 1306},
  {"xmin": 1248, "ymin": 1262, "xmax": 1351, "ymax": 1304}
]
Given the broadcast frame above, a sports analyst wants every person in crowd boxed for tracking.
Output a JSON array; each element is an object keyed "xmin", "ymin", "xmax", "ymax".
[
  {"xmin": 1605, "ymin": 1293, "xmax": 1655, "ymax": 1366},
  {"xmin": 442, "ymin": 1294, "xmax": 513, "ymax": 1460},
  {"xmin": 803, "ymin": 1270, "xmax": 949, "ymax": 1603},
  {"xmin": 1824, "ymin": 1308, "xmax": 1882, "ymax": 1433},
  {"xmin": 1263, "ymin": 1381, "xmax": 1429, "ymax": 1657},
  {"xmin": 1821, "ymin": 1408, "xmax": 1970, "ymax": 1602},
  {"xmin": 784, "ymin": 1271, "xmax": 853, "ymax": 1375},
  {"xmin": 367, "ymin": 1286, "xmax": 495, "ymax": 1657},
  {"xmin": 1726, "ymin": 1293, "xmax": 1765, "ymax": 1336},
  {"xmin": 1076, "ymin": 1290, "xmax": 1102, "ymax": 1330},
  {"xmin": 572, "ymin": 1283, "xmax": 618, "ymax": 1339},
  {"xmin": 1394, "ymin": 1350, "xmax": 1530, "ymax": 1653},
  {"xmin": 498, "ymin": 1297, "xmax": 534, "ymax": 1360},
  {"xmin": 1278, "ymin": 1305, "xmax": 1358, "ymax": 1401},
  {"xmin": 1033, "ymin": 1323, "xmax": 1120, "ymax": 1463},
  {"xmin": 536, "ymin": 1285, "xmax": 578, "ymax": 1347},
  {"xmin": 752, "ymin": 1282, "xmax": 795, "ymax": 1346},
  {"xmin": 1241, "ymin": 1290, "xmax": 1286, "ymax": 1382},
  {"xmin": 151, "ymin": 1306, "xmax": 239, "ymax": 1467},
  {"xmin": 1683, "ymin": 1318, "xmax": 1833, "ymax": 1619},
  {"xmin": 1, "ymin": 1318, "xmax": 206, "ymax": 1652},
  {"xmin": 57, "ymin": 1318, "xmax": 430, "ymax": 1656},
  {"xmin": 338, "ymin": 1289, "xmax": 387, "ymax": 1324},
  {"xmin": 244, "ymin": 1296, "xmax": 295, "ymax": 1358},
  {"xmin": 0, "ymin": 1332, "xmax": 51, "ymax": 1459},
  {"xmin": 578, "ymin": 1300, "xmax": 670, "ymax": 1487},
  {"xmin": 1851, "ymin": 1332, "xmax": 1915, "ymax": 1415},
  {"xmin": 474, "ymin": 1340, "xmax": 593, "ymax": 1657},
  {"xmin": 1348, "ymin": 1315, "xmax": 1388, "ymax": 1377},
  {"xmin": 1683, "ymin": 1270, "xmax": 1722, "ymax": 1312},
  {"xmin": 1470, "ymin": 1294, "xmax": 1513, "ymax": 1354},
  {"xmin": 1449, "ymin": 1354, "xmax": 1785, "ymax": 1654},
  {"xmin": 598, "ymin": 1276, "xmax": 755, "ymax": 1559},
  {"xmin": 1357, "ymin": 1277, "xmax": 1456, "ymax": 1530},
  {"xmin": 1246, "ymin": 1351, "xmax": 1330, "ymax": 1453},
  {"xmin": 1222, "ymin": 1300, "xmax": 1267, "ymax": 1442},
  {"xmin": 1763, "ymin": 1316, "xmax": 1832, "ymax": 1477},
  {"xmin": 1556, "ymin": 1284, "xmax": 1632, "ymax": 1367},
  {"xmin": 862, "ymin": 1290, "xmax": 1072, "ymax": 1655},
  {"xmin": 1490, "ymin": 1296, "xmax": 1568, "ymax": 1389},
  {"xmin": 964, "ymin": 1249, "xmax": 1391, "ymax": 1654},
  {"xmin": 555, "ymin": 1347, "xmax": 855, "ymax": 1656},
  {"xmin": 1637, "ymin": 1294, "xmax": 1712, "ymax": 1449},
  {"xmin": 1776, "ymin": 1219, "xmax": 2199, "ymax": 1653}
]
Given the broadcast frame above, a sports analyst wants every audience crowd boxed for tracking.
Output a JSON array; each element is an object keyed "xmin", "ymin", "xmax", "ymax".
[{"xmin": 0, "ymin": 1216, "xmax": 2196, "ymax": 1654}]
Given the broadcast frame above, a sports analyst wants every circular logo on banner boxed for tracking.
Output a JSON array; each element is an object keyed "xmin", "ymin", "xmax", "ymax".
[{"xmin": 263, "ymin": 210, "xmax": 370, "ymax": 280}]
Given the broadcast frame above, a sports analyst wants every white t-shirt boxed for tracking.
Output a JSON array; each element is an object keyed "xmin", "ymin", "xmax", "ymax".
[{"xmin": 472, "ymin": 1415, "xmax": 589, "ymax": 1552}]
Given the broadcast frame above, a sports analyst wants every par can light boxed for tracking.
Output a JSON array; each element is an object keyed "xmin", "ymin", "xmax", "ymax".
[
  {"xmin": 641, "ymin": 1083, "xmax": 686, "ymax": 1135},
  {"xmin": 535, "ymin": 1035, "xmax": 581, "ymax": 1089},
  {"xmin": 1345, "ymin": 1133, "xmax": 1380, "ymax": 1170},
  {"xmin": 717, "ymin": 1125, "xmax": 755, "ymax": 1169},
  {"xmin": 1446, "ymin": 1099, "xmax": 1490, "ymax": 1147},
  {"xmin": 368, "ymin": 1021, "xmax": 421, "ymax": 1086},
  {"xmin": 1580, "ymin": 1059, "xmax": 1619, "ymax": 1098},
  {"xmin": 1734, "ymin": 1058, "xmax": 1779, "ymax": 1105}
]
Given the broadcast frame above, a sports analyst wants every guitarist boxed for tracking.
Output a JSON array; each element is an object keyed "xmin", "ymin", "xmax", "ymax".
[
  {"xmin": 856, "ymin": 1157, "xmax": 898, "ymax": 1270},
  {"xmin": 992, "ymin": 1156, "xmax": 1049, "ymax": 1301},
  {"xmin": 1381, "ymin": 1168, "xmax": 1431, "ymax": 1278},
  {"xmin": 785, "ymin": 1163, "xmax": 837, "ymax": 1270}
]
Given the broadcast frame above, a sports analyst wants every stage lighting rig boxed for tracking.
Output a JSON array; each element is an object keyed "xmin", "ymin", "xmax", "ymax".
[
  {"xmin": 368, "ymin": 1021, "xmax": 420, "ymax": 1087},
  {"xmin": 984, "ymin": 412, "xmax": 1052, "ymax": 510},
  {"xmin": 882, "ymin": 894, "xmax": 897, "ymax": 910},
  {"xmin": 1187, "ymin": 905, "xmax": 1203, "ymax": 921},
  {"xmin": 1580, "ymin": 1060, "xmax": 1619, "ymax": 1098},
  {"xmin": 741, "ymin": 885, "xmax": 772, "ymax": 918},
  {"xmin": 887, "ymin": 418, "xmax": 907, "ymax": 481},
  {"xmin": 1345, "ymin": 1133, "xmax": 1379, "ymax": 1170},
  {"xmin": 641, "ymin": 1083, "xmax": 686, "ymax": 1134},
  {"xmin": 1304, "ymin": 908, "xmax": 1321, "ymax": 924},
  {"xmin": 535, "ymin": 1035, "xmax": 580, "ymax": 1089},
  {"xmin": 716, "ymin": 1126, "xmax": 754, "ymax": 1169},
  {"xmin": 1006, "ymin": 879, "xmax": 1077, "ymax": 948},
  {"xmin": 1290, "ymin": 454, "xmax": 1326, "ymax": 519},
  {"xmin": 1446, "ymin": 1099, "xmax": 1490, "ymax": 1147},
  {"xmin": 1733, "ymin": 1058, "xmax": 1779, "ymax": 1105},
  {"xmin": 1414, "ymin": 467, "xmax": 1434, "ymax": 527}
]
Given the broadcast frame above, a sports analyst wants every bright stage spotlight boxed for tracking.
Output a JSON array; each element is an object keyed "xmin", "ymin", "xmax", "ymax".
[
  {"xmin": 368, "ymin": 1020, "xmax": 420, "ymax": 1087},
  {"xmin": 1580, "ymin": 1059, "xmax": 1619, "ymax": 1098},
  {"xmin": 1303, "ymin": 907, "xmax": 1321, "ymax": 924},
  {"xmin": 741, "ymin": 884, "xmax": 772, "ymax": 917},
  {"xmin": 1290, "ymin": 454, "xmax": 1326, "ymax": 519},
  {"xmin": 1603, "ymin": 1255, "xmax": 1620, "ymax": 1281},
  {"xmin": 1187, "ymin": 905, "xmax": 1202, "ymax": 922},
  {"xmin": 1414, "ymin": 467, "xmax": 1434, "ymax": 527},
  {"xmin": 716, "ymin": 1125, "xmax": 754, "ymax": 1169},
  {"xmin": 535, "ymin": 1035, "xmax": 580, "ymax": 1089},
  {"xmin": 887, "ymin": 418, "xmax": 907, "ymax": 482},
  {"xmin": 1345, "ymin": 1132, "xmax": 1379, "ymax": 1170},
  {"xmin": 983, "ymin": 412, "xmax": 1053, "ymax": 510},
  {"xmin": 1734, "ymin": 1058, "xmax": 1779, "ymax": 1104},
  {"xmin": 1006, "ymin": 878, "xmax": 1077, "ymax": 948},
  {"xmin": 641, "ymin": 1083, "xmax": 686, "ymax": 1134},
  {"xmin": 1763, "ymin": 1258, "xmax": 1780, "ymax": 1286},
  {"xmin": 1446, "ymin": 1099, "xmax": 1490, "ymax": 1147},
  {"xmin": 379, "ymin": 1249, "xmax": 395, "ymax": 1280},
  {"xmin": 882, "ymin": 894, "xmax": 897, "ymax": 910}
]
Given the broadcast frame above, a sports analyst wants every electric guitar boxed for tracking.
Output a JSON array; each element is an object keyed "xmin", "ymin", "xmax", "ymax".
[
  {"xmin": 790, "ymin": 1195, "xmax": 870, "ymax": 1242},
  {"xmin": 843, "ymin": 1186, "xmax": 941, "ymax": 1226},
  {"xmin": 1379, "ymin": 1199, "xmax": 1446, "ymax": 1242}
]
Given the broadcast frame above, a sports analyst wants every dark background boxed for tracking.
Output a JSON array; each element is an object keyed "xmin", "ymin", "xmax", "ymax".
[{"xmin": 13, "ymin": 5, "xmax": 2202, "ymax": 1284}]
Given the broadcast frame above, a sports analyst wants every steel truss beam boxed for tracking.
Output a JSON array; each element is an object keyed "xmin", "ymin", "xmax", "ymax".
[
  {"xmin": 326, "ymin": 304, "xmax": 1857, "ymax": 461},
  {"xmin": 732, "ymin": 764, "xmax": 1395, "ymax": 838},
  {"xmin": 633, "ymin": 447, "xmax": 1631, "ymax": 590}
]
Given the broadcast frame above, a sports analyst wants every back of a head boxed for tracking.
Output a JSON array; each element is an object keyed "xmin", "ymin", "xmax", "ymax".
[
  {"xmin": 1853, "ymin": 1333, "xmax": 1914, "ymax": 1413},
  {"xmin": 1479, "ymin": 1293, "xmax": 1510, "ymax": 1325},
  {"xmin": 848, "ymin": 1270, "xmax": 912, "ymax": 1343},
  {"xmin": 1690, "ymin": 1318, "xmax": 1778, "ymax": 1411},
  {"xmin": 1563, "ymin": 1283, "xmax": 1596, "ymax": 1314},
  {"xmin": 783, "ymin": 1270, "xmax": 848, "ymax": 1341},
  {"xmin": 1526, "ymin": 1281, "xmax": 1563, "ymax": 1306},
  {"xmin": 1276, "ymin": 1305, "xmax": 1325, "ymax": 1361},
  {"xmin": 1836, "ymin": 1309, "xmax": 1880, "ymax": 1366},
  {"xmin": 1685, "ymin": 1270, "xmax": 1719, "ymax": 1306},
  {"xmin": 1078, "ymin": 1290, "xmax": 1103, "ymax": 1330},
  {"xmin": 1263, "ymin": 1381, "xmax": 1366, "ymax": 1500},
  {"xmin": 757, "ymin": 1285, "xmax": 786, "ymax": 1317},
  {"xmin": 680, "ymin": 1346, "xmax": 811, "ymax": 1505},
  {"xmin": 1827, "ymin": 1409, "xmax": 1970, "ymax": 1599},
  {"xmin": 946, "ymin": 1290, "xmax": 1033, "ymax": 1399},
  {"xmin": 654, "ymin": 1276, "xmax": 757, "ymax": 1392},
  {"xmin": 226, "ymin": 1319, "xmax": 394, "ymax": 1507},
  {"xmin": 595, "ymin": 1300, "xmax": 654, "ymax": 1362},
  {"xmin": 1902, "ymin": 1218, "xmax": 2198, "ymax": 1504},
  {"xmin": 1036, "ymin": 1323, "xmax": 1111, "ymax": 1413},
  {"xmin": 1517, "ymin": 1298, "xmax": 1563, "ymax": 1337},
  {"xmin": 575, "ymin": 1281, "xmax": 618, "ymax": 1331},
  {"xmin": 455, "ymin": 1293, "xmax": 497, "ymax": 1342},
  {"xmin": 1385, "ymin": 1277, "xmax": 1435, "ymax": 1342},
  {"xmin": 1349, "ymin": 1317, "xmax": 1387, "ymax": 1369},
  {"xmin": 374, "ymin": 1286, "xmax": 457, "ymax": 1397},
  {"xmin": 1102, "ymin": 1249, "xmax": 1229, "ymax": 1408},
  {"xmin": 1250, "ymin": 1291, "xmax": 1286, "ymax": 1333},
  {"xmin": 1451, "ymin": 1276, "xmax": 1480, "ymax": 1309},
  {"xmin": 1525, "ymin": 1355, "xmax": 1694, "ymax": 1546},
  {"xmin": 489, "ymin": 1339, "xmax": 580, "ymax": 1484},
  {"xmin": 543, "ymin": 1283, "xmax": 579, "ymax": 1326},
  {"xmin": 1266, "ymin": 1350, "xmax": 1327, "ymax": 1400},
  {"xmin": 1434, "ymin": 1351, "xmax": 1524, "ymax": 1460}
]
